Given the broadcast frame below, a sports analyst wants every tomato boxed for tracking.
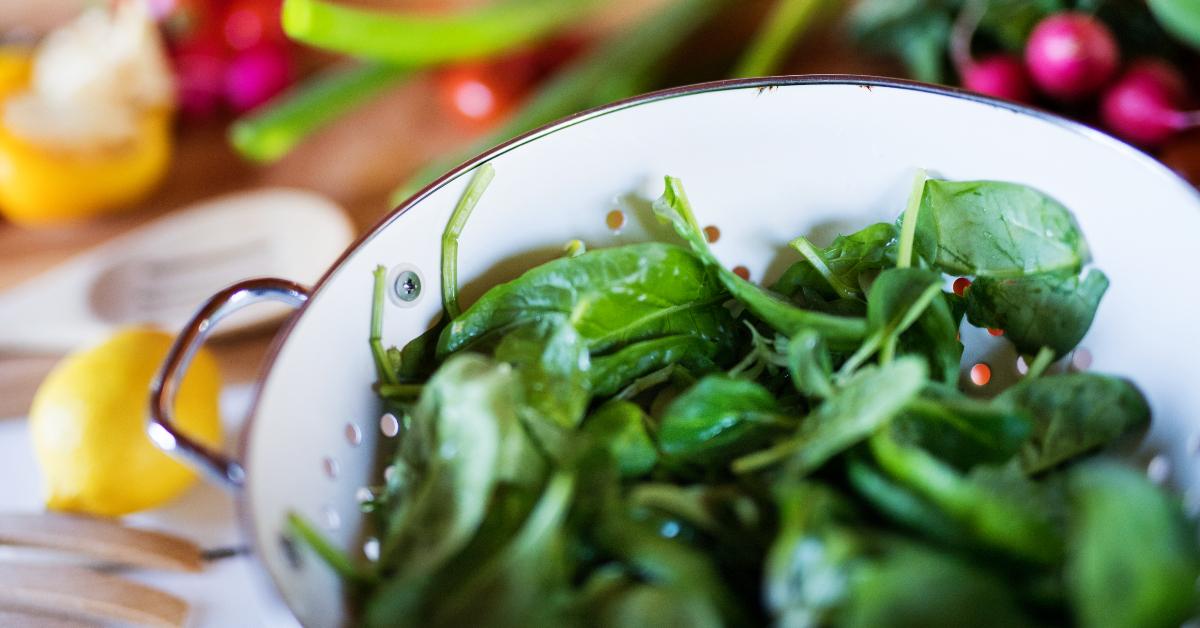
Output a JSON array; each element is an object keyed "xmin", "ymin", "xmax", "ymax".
[
  {"xmin": 435, "ymin": 35, "xmax": 589, "ymax": 125},
  {"xmin": 436, "ymin": 63, "xmax": 525, "ymax": 124}
]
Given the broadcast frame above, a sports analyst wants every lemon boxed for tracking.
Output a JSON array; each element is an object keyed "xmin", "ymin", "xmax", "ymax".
[{"xmin": 29, "ymin": 328, "xmax": 222, "ymax": 516}]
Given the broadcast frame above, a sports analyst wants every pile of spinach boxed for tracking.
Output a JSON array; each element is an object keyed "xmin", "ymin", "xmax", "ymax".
[{"xmin": 295, "ymin": 164, "xmax": 1197, "ymax": 628}]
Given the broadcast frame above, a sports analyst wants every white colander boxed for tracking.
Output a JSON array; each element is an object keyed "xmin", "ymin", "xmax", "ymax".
[{"xmin": 149, "ymin": 76, "xmax": 1200, "ymax": 627}]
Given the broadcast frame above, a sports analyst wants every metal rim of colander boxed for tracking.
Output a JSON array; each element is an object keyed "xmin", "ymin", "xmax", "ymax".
[{"xmin": 231, "ymin": 74, "xmax": 1200, "ymax": 624}]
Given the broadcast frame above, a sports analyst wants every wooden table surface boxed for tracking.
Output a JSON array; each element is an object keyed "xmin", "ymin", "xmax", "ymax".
[{"xmin": 2, "ymin": 13, "xmax": 1197, "ymax": 417}]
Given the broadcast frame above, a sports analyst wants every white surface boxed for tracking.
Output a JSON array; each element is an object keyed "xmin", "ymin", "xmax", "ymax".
[
  {"xmin": 241, "ymin": 78, "xmax": 1200, "ymax": 627},
  {"xmin": 0, "ymin": 384, "xmax": 298, "ymax": 628},
  {"xmin": 0, "ymin": 188, "xmax": 354, "ymax": 352}
]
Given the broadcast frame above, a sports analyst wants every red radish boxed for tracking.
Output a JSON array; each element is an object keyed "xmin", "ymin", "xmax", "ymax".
[
  {"xmin": 1101, "ymin": 60, "xmax": 1193, "ymax": 147},
  {"xmin": 962, "ymin": 55, "xmax": 1033, "ymax": 102},
  {"xmin": 172, "ymin": 38, "xmax": 228, "ymax": 118},
  {"xmin": 1025, "ymin": 12, "xmax": 1119, "ymax": 102},
  {"xmin": 949, "ymin": 0, "xmax": 1031, "ymax": 102},
  {"xmin": 223, "ymin": 44, "xmax": 292, "ymax": 112},
  {"xmin": 222, "ymin": 0, "xmax": 286, "ymax": 51}
]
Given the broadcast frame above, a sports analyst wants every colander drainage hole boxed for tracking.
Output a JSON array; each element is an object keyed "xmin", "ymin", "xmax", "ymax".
[
  {"xmin": 356, "ymin": 487, "xmax": 375, "ymax": 504},
  {"xmin": 345, "ymin": 423, "xmax": 362, "ymax": 446},
  {"xmin": 703, "ymin": 225, "xmax": 720, "ymax": 243},
  {"xmin": 380, "ymin": 413, "xmax": 400, "ymax": 438},
  {"xmin": 969, "ymin": 363, "xmax": 991, "ymax": 387},
  {"xmin": 1016, "ymin": 355, "xmax": 1029, "ymax": 375},
  {"xmin": 1147, "ymin": 455, "xmax": 1171, "ymax": 485},
  {"xmin": 606, "ymin": 210, "xmax": 625, "ymax": 231},
  {"xmin": 280, "ymin": 535, "xmax": 302, "ymax": 570},
  {"xmin": 322, "ymin": 456, "xmax": 339, "ymax": 480},
  {"xmin": 364, "ymin": 538, "xmax": 380, "ymax": 562},
  {"xmin": 1071, "ymin": 347, "xmax": 1093, "ymax": 371}
]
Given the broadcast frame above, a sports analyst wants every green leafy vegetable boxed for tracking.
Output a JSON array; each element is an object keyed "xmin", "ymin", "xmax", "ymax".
[
  {"xmin": 582, "ymin": 401, "xmax": 658, "ymax": 478},
  {"xmin": 844, "ymin": 544, "xmax": 1033, "ymax": 628},
  {"xmin": 324, "ymin": 170, "xmax": 1185, "ymax": 627},
  {"xmin": 998, "ymin": 374, "xmax": 1151, "ymax": 474},
  {"xmin": 966, "ymin": 269, "xmax": 1109, "ymax": 358},
  {"xmin": 773, "ymin": 222, "xmax": 898, "ymax": 301},
  {"xmin": 657, "ymin": 375, "xmax": 791, "ymax": 466},
  {"xmin": 1068, "ymin": 462, "xmax": 1200, "ymax": 628},
  {"xmin": 380, "ymin": 354, "xmax": 536, "ymax": 576},
  {"xmin": 915, "ymin": 179, "xmax": 1089, "ymax": 277},
  {"xmin": 439, "ymin": 242, "xmax": 736, "ymax": 358},
  {"xmin": 654, "ymin": 176, "xmax": 868, "ymax": 349},
  {"xmin": 734, "ymin": 357, "xmax": 927, "ymax": 474},
  {"xmin": 870, "ymin": 431, "xmax": 1063, "ymax": 563}
]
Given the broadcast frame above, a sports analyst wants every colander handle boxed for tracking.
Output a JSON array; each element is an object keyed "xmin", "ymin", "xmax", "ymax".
[{"xmin": 149, "ymin": 278, "xmax": 310, "ymax": 490}]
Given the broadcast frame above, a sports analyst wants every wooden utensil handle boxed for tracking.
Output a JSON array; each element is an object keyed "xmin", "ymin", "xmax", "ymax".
[
  {"xmin": 0, "ymin": 564, "xmax": 188, "ymax": 628},
  {"xmin": 0, "ymin": 513, "xmax": 203, "ymax": 573}
]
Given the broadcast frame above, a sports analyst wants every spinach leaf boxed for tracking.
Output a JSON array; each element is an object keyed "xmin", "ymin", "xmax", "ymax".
[
  {"xmin": 590, "ymin": 583, "xmax": 723, "ymax": 628},
  {"xmin": 428, "ymin": 472, "xmax": 576, "ymax": 628},
  {"xmin": 870, "ymin": 432, "xmax": 1063, "ymax": 563},
  {"xmin": 892, "ymin": 388, "xmax": 1032, "ymax": 471},
  {"xmin": 496, "ymin": 316, "xmax": 591, "ymax": 430},
  {"xmin": 495, "ymin": 317, "xmax": 592, "ymax": 462},
  {"xmin": 734, "ymin": 357, "xmax": 927, "ymax": 475},
  {"xmin": 438, "ymin": 242, "xmax": 736, "ymax": 358},
  {"xmin": 897, "ymin": 291, "xmax": 963, "ymax": 385},
  {"xmin": 657, "ymin": 375, "xmax": 792, "ymax": 466},
  {"xmin": 380, "ymin": 354, "xmax": 538, "ymax": 578},
  {"xmin": 766, "ymin": 481, "xmax": 867, "ymax": 627},
  {"xmin": 595, "ymin": 510, "xmax": 745, "ymax": 625},
  {"xmin": 653, "ymin": 177, "xmax": 869, "ymax": 349},
  {"xmin": 582, "ymin": 401, "xmax": 658, "ymax": 478},
  {"xmin": 589, "ymin": 334, "xmax": 725, "ymax": 398},
  {"xmin": 844, "ymin": 544, "xmax": 1034, "ymax": 628},
  {"xmin": 846, "ymin": 456, "xmax": 970, "ymax": 546},
  {"xmin": 786, "ymin": 329, "xmax": 834, "ymax": 398},
  {"xmin": 998, "ymin": 373, "xmax": 1151, "ymax": 474},
  {"xmin": 1068, "ymin": 462, "xmax": 1200, "ymax": 628},
  {"xmin": 966, "ymin": 269, "xmax": 1109, "ymax": 358},
  {"xmin": 775, "ymin": 222, "xmax": 896, "ymax": 303},
  {"xmin": 861, "ymin": 267, "xmax": 944, "ymax": 366},
  {"xmin": 914, "ymin": 179, "xmax": 1090, "ymax": 277}
]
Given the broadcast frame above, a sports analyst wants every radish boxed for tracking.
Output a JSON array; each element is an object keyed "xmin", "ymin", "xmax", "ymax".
[
  {"xmin": 1101, "ymin": 60, "xmax": 1193, "ymax": 147},
  {"xmin": 224, "ymin": 44, "xmax": 292, "ymax": 112},
  {"xmin": 950, "ymin": 0, "xmax": 1031, "ymax": 102},
  {"xmin": 1025, "ymin": 12, "xmax": 1119, "ymax": 102}
]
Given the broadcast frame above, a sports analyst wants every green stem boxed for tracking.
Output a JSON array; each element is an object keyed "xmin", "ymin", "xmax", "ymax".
[
  {"xmin": 896, "ymin": 168, "xmax": 928, "ymax": 269},
  {"xmin": 282, "ymin": 0, "xmax": 600, "ymax": 65},
  {"xmin": 1025, "ymin": 346, "xmax": 1055, "ymax": 379},
  {"xmin": 391, "ymin": 0, "xmax": 726, "ymax": 204},
  {"xmin": 371, "ymin": 265, "xmax": 399, "ymax": 386},
  {"xmin": 376, "ymin": 383, "xmax": 426, "ymax": 400},
  {"xmin": 441, "ymin": 163, "xmax": 496, "ymax": 319},
  {"xmin": 839, "ymin": 330, "xmax": 883, "ymax": 378},
  {"xmin": 286, "ymin": 512, "xmax": 377, "ymax": 585},
  {"xmin": 230, "ymin": 62, "xmax": 409, "ymax": 163},
  {"xmin": 789, "ymin": 235, "xmax": 857, "ymax": 299},
  {"xmin": 733, "ymin": 0, "xmax": 829, "ymax": 77}
]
